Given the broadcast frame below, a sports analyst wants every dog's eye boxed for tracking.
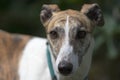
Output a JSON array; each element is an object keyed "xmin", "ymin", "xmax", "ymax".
[
  {"xmin": 49, "ymin": 31, "xmax": 58, "ymax": 39},
  {"xmin": 76, "ymin": 31, "xmax": 86, "ymax": 39}
]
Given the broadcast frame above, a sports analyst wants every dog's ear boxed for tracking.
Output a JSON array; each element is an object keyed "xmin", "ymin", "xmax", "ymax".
[
  {"xmin": 40, "ymin": 4, "xmax": 60, "ymax": 26},
  {"xmin": 81, "ymin": 3, "xmax": 104, "ymax": 26}
]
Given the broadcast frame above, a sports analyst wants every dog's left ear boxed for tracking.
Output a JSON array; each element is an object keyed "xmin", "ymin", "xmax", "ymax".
[
  {"xmin": 81, "ymin": 3, "xmax": 104, "ymax": 26},
  {"xmin": 40, "ymin": 4, "xmax": 60, "ymax": 26}
]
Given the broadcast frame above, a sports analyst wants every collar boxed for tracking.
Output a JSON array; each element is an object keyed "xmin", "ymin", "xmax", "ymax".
[{"xmin": 46, "ymin": 43, "xmax": 57, "ymax": 80}]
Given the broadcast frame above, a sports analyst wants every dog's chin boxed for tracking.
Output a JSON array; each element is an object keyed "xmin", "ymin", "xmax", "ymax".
[{"xmin": 59, "ymin": 72, "xmax": 73, "ymax": 77}]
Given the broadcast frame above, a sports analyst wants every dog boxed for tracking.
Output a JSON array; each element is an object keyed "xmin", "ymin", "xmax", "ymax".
[{"xmin": 0, "ymin": 3, "xmax": 104, "ymax": 80}]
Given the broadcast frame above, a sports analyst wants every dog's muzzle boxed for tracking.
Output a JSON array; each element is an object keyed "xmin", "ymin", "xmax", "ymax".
[{"xmin": 58, "ymin": 60, "xmax": 73, "ymax": 76}]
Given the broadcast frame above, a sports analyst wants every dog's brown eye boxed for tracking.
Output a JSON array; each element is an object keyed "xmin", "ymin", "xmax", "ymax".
[
  {"xmin": 76, "ymin": 31, "xmax": 86, "ymax": 39},
  {"xmin": 49, "ymin": 31, "xmax": 58, "ymax": 39}
]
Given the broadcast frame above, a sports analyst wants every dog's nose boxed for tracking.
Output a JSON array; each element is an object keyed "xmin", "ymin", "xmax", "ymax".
[{"xmin": 58, "ymin": 61, "xmax": 73, "ymax": 76}]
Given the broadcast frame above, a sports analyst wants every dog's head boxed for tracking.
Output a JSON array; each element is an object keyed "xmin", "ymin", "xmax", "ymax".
[{"xmin": 40, "ymin": 3, "xmax": 104, "ymax": 76}]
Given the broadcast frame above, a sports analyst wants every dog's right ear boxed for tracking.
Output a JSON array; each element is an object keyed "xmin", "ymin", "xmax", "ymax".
[{"xmin": 40, "ymin": 4, "xmax": 60, "ymax": 26}]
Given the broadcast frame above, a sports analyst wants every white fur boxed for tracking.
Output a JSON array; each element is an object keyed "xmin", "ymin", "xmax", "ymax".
[
  {"xmin": 19, "ymin": 38, "xmax": 51, "ymax": 80},
  {"xmin": 65, "ymin": 16, "xmax": 69, "ymax": 42}
]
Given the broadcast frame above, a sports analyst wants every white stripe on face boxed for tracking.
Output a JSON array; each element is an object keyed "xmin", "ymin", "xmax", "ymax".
[
  {"xmin": 65, "ymin": 15, "xmax": 69, "ymax": 43},
  {"xmin": 56, "ymin": 16, "xmax": 79, "ymax": 73}
]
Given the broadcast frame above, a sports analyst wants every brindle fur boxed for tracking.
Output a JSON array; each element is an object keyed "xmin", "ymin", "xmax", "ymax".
[{"xmin": 0, "ymin": 30, "xmax": 31, "ymax": 80}]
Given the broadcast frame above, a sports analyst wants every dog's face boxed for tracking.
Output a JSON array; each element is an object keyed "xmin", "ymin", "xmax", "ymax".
[{"xmin": 40, "ymin": 3, "xmax": 104, "ymax": 76}]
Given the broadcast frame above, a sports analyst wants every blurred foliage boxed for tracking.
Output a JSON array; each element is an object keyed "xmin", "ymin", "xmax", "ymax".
[
  {"xmin": 0, "ymin": 0, "xmax": 120, "ymax": 80},
  {"xmin": 90, "ymin": 14, "xmax": 120, "ymax": 80},
  {"xmin": 94, "ymin": 15, "xmax": 120, "ymax": 59}
]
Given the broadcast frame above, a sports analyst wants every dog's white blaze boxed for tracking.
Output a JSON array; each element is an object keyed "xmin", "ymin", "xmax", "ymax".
[
  {"xmin": 56, "ymin": 16, "xmax": 79, "ymax": 73},
  {"xmin": 65, "ymin": 16, "xmax": 69, "ymax": 43}
]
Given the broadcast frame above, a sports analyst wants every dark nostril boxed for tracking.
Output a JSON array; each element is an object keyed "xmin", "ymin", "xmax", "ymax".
[{"xmin": 58, "ymin": 61, "xmax": 73, "ymax": 76}]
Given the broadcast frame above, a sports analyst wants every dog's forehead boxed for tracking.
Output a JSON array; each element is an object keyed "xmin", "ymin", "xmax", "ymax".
[{"xmin": 47, "ymin": 9, "xmax": 91, "ymax": 32}]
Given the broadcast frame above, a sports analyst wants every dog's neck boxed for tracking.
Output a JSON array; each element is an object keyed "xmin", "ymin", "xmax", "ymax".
[{"xmin": 48, "ymin": 38, "xmax": 94, "ymax": 80}]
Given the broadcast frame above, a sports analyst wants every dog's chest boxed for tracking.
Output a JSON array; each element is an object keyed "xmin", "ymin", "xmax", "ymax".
[{"xmin": 19, "ymin": 38, "xmax": 52, "ymax": 80}]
